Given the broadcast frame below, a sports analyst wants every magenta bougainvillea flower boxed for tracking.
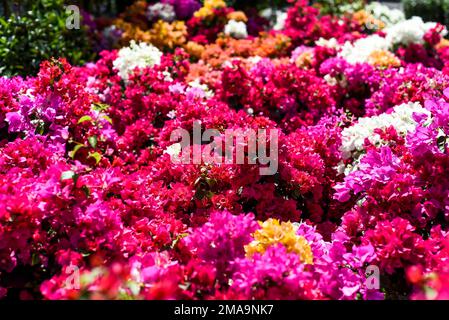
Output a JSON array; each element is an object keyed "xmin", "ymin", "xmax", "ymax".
[{"xmin": 1, "ymin": 0, "xmax": 449, "ymax": 300}]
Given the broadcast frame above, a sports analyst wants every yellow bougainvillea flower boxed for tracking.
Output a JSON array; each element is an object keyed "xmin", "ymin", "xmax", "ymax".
[
  {"xmin": 245, "ymin": 219, "xmax": 314, "ymax": 264},
  {"xmin": 194, "ymin": 7, "xmax": 214, "ymax": 19},
  {"xmin": 194, "ymin": 0, "xmax": 227, "ymax": 19},
  {"xmin": 204, "ymin": 0, "xmax": 227, "ymax": 9},
  {"xmin": 149, "ymin": 20, "xmax": 187, "ymax": 50}
]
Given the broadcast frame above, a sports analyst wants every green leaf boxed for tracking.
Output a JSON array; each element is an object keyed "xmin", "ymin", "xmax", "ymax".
[
  {"xmin": 31, "ymin": 253, "xmax": 40, "ymax": 266},
  {"xmin": 101, "ymin": 115, "xmax": 113, "ymax": 124},
  {"xmin": 69, "ymin": 143, "xmax": 85, "ymax": 159},
  {"xmin": 127, "ymin": 281, "xmax": 141, "ymax": 296},
  {"xmin": 92, "ymin": 103, "xmax": 110, "ymax": 112},
  {"xmin": 35, "ymin": 119, "xmax": 46, "ymax": 135},
  {"xmin": 77, "ymin": 115, "xmax": 92, "ymax": 124},
  {"xmin": 61, "ymin": 170, "xmax": 76, "ymax": 181},
  {"xmin": 424, "ymin": 285, "xmax": 438, "ymax": 300},
  {"xmin": 88, "ymin": 152, "xmax": 102, "ymax": 165},
  {"xmin": 82, "ymin": 185, "xmax": 90, "ymax": 197},
  {"xmin": 88, "ymin": 136, "xmax": 98, "ymax": 149},
  {"xmin": 437, "ymin": 135, "xmax": 447, "ymax": 153}
]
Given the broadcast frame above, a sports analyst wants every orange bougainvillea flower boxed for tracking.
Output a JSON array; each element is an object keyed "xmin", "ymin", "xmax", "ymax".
[
  {"xmin": 295, "ymin": 51, "xmax": 314, "ymax": 69},
  {"xmin": 114, "ymin": 18, "xmax": 152, "ymax": 46},
  {"xmin": 184, "ymin": 41, "xmax": 206, "ymax": 59},
  {"xmin": 353, "ymin": 10, "xmax": 385, "ymax": 30},
  {"xmin": 436, "ymin": 38, "xmax": 449, "ymax": 50},
  {"xmin": 367, "ymin": 49, "xmax": 401, "ymax": 68},
  {"xmin": 227, "ymin": 11, "xmax": 248, "ymax": 22}
]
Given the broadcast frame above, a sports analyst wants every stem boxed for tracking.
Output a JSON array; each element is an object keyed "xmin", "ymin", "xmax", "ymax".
[{"xmin": 3, "ymin": 0, "xmax": 9, "ymax": 18}]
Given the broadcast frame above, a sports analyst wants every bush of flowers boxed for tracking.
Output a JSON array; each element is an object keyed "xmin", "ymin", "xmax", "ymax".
[{"xmin": 1, "ymin": 0, "xmax": 449, "ymax": 300}]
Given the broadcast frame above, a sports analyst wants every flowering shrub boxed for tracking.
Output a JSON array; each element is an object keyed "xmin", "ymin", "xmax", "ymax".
[{"xmin": 1, "ymin": 0, "xmax": 449, "ymax": 300}]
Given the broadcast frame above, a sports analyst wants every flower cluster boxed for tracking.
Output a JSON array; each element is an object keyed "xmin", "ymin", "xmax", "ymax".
[
  {"xmin": 244, "ymin": 219, "xmax": 314, "ymax": 264},
  {"xmin": 365, "ymin": 2, "xmax": 405, "ymax": 27},
  {"xmin": 113, "ymin": 40, "xmax": 163, "ymax": 80},
  {"xmin": 1, "ymin": 0, "xmax": 449, "ymax": 301},
  {"xmin": 339, "ymin": 102, "xmax": 431, "ymax": 160}
]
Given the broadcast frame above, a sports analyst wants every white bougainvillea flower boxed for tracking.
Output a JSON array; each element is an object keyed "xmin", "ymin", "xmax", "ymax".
[{"xmin": 113, "ymin": 40, "xmax": 163, "ymax": 81}]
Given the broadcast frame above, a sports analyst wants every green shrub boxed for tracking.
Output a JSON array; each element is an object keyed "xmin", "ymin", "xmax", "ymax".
[
  {"xmin": 0, "ymin": 0, "xmax": 93, "ymax": 77},
  {"xmin": 314, "ymin": 0, "xmax": 366, "ymax": 15},
  {"xmin": 402, "ymin": 0, "xmax": 449, "ymax": 25},
  {"xmin": 229, "ymin": 0, "xmax": 366, "ymax": 15}
]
